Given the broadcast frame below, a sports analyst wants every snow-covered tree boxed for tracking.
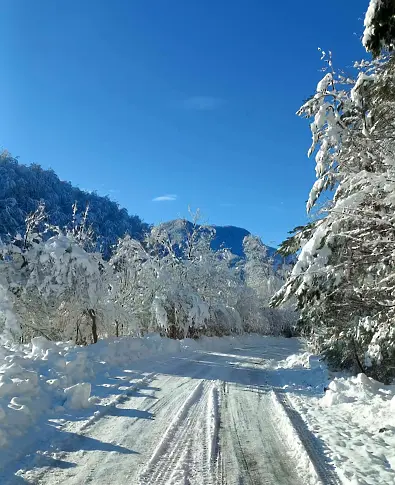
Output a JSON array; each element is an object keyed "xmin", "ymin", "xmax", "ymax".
[
  {"xmin": 243, "ymin": 235, "xmax": 295, "ymax": 335},
  {"xmin": 272, "ymin": 48, "xmax": 395, "ymax": 381},
  {"xmin": 109, "ymin": 235, "xmax": 153, "ymax": 335},
  {"xmin": 111, "ymin": 217, "xmax": 274, "ymax": 339},
  {"xmin": 243, "ymin": 235, "xmax": 277, "ymax": 303},
  {"xmin": 145, "ymin": 218, "xmax": 218, "ymax": 338},
  {"xmin": 363, "ymin": 0, "xmax": 395, "ymax": 57},
  {"xmin": 0, "ymin": 204, "xmax": 116, "ymax": 344},
  {"xmin": 0, "ymin": 200, "xmax": 295, "ymax": 344}
]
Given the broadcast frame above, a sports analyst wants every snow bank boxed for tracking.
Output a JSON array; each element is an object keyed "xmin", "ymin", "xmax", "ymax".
[
  {"xmin": 90, "ymin": 333, "xmax": 184, "ymax": 365},
  {"xmin": 319, "ymin": 376, "xmax": 395, "ymax": 484},
  {"xmin": 280, "ymin": 351, "xmax": 323, "ymax": 369},
  {"xmin": 269, "ymin": 344, "xmax": 395, "ymax": 485},
  {"xmin": 321, "ymin": 373, "xmax": 395, "ymax": 407},
  {"xmin": 0, "ymin": 334, "xmax": 188, "ymax": 444},
  {"xmin": 284, "ymin": 365, "xmax": 395, "ymax": 485},
  {"xmin": 0, "ymin": 338, "xmax": 88, "ymax": 450}
]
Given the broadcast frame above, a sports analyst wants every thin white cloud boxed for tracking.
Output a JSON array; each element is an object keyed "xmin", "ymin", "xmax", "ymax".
[
  {"xmin": 152, "ymin": 194, "xmax": 178, "ymax": 202},
  {"xmin": 183, "ymin": 96, "xmax": 225, "ymax": 111},
  {"xmin": 220, "ymin": 202, "xmax": 236, "ymax": 208}
]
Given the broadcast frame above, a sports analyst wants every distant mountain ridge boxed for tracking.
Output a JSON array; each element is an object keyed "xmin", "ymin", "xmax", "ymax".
[
  {"xmin": 157, "ymin": 219, "xmax": 251, "ymax": 257},
  {"xmin": 157, "ymin": 219, "xmax": 286, "ymax": 263},
  {"xmin": 210, "ymin": 225, "xmax": 250, "ymax": 257},
  {"xmin": 0, "ymin": 152, "xmax": 283, "ymax": 261}
]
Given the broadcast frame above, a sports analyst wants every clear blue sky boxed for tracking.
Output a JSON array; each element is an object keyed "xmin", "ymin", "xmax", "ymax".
[{"xmin": 0, "ymin": 1, "xmax": 367, "ymax": 246}]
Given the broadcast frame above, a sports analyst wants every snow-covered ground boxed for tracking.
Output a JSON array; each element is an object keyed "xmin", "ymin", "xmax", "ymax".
[
  {"xmin": 0, "ymin": 334, "xmax": 394, "ymax": 484},
  {"xmin": 287, "ymin": 359, "xmax": 395, "ymax": 485}
]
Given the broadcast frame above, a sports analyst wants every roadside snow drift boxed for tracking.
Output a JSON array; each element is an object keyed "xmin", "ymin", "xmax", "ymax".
[
  {"xmin": 285, "ymin": 361, "xmax": 395, "ymax": 485},
  {"xmin": 0, "ymin": 334, "xmax": 182, "ymax": 453}
]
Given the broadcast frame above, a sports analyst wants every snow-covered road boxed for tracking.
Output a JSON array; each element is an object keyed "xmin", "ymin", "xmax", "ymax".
[{"xmin": 6, "ymin": 339, "xmax": 331, "ymax": 485}]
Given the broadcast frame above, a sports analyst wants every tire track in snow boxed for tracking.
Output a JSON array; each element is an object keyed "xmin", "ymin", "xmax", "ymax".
[
  {"xmin": 137, "ymin": 380, "xmax": 222, "ymax": 485},
  {"xmin": 197, "ymin": 382, "xmax": 222, "ymax": 485},
  {"xmin": 138, "ymin": 380, "xmax": 206, "ymax": 484},
  {"xmin": 22, "ymin": 375, "xmax": 213, "ymax": 485},
  {"xmin": 220, "ymin": 384, "xmax": 305, "ymax": 485},
  {"xmin": 207, "ymin": 384, "xmax": 221, "ymax": 469},
  {"xmin": 141, "ymin": 380, "xmax": 204, "ymax": 478},
  {"xmin": 226, "ymin": 393, "xmax": 258, "ymax": 485},
  {"xmin": 273, "ymin": 391, "xmax": 341, "ymax": 485}
]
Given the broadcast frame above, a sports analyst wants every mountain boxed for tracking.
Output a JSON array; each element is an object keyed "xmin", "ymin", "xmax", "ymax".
[
  {"xmin": 157, "ymin": 219, "xmax": 287, "ymax": 264},
  {"xmin": 157, "ymin": 219, "xmax": 250, "ymax": 257},
  {"xmin": 0, "ymin": 152, "xmax": 285, "ymax": 262},
  {"xmin": 210, "ymin": 225, "xmax": 250, "ymax": 257},
  {"xmin": 0, "ymin": 151, "xmax": 150, "ymax": 258}
]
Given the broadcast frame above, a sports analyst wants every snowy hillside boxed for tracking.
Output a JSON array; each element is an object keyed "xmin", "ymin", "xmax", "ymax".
[{"xmin": 0, "ymin": 152, "xmax": 149, "ymax": 258}]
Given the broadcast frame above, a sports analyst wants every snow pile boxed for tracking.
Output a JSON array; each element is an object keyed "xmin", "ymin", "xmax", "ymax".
[
  {"xmin": 64, "ymin": 382, "xmax": 92, "ymax": 409},
  {"xmin": 284, "ymin": 363, "xmax": 395, "ymax": 485},
  {"xmin": 272, "ymin": 350, "xmax": 329, "ymax": 398},
  {"xmin": 1, "ymin": 332, "xmax": 195, "ymax": 426},
  {"xmin": 317, "ymin": 375, "xmax": 395, "ymax": 484},
  {"xmin": 321, "ymin": 372, "xmax": 395, "ymax": 407},
  {"xmin": 281, "ymin": 351, "xmax": 322, "ymax": 369},
  {"xmin": 90, "ymin": 333, "xmax": 184, "ymax": 365},
  {"xmin": 269, "ymin": 345, "xmax": 395, "ymax": 484},
  {"xmin": 0, "ymin": 337, "xmax": 95, "ymax": 450}
]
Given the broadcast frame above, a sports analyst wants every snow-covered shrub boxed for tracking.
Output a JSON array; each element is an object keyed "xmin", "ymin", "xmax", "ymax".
[{"xmin": 0, "ymin": 205, "xmax": 118, "ymax": 344}]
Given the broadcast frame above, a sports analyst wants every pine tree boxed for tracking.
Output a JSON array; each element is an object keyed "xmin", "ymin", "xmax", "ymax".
[
  {"xmin": 272, "ymin": 50, "xmax": 395, "ymax": 382},
  {"xmin": 363, "ymin": 0, "xmax": 395, "ymax": 57}
]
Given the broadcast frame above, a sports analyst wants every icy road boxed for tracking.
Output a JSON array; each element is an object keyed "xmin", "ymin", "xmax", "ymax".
[{"xmin": 9, "ymin": 339, "xmax": 337, "ymax": 485}]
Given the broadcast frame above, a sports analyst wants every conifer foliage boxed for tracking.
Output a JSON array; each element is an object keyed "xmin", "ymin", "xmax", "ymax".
[
  {"xmin": 271, "ymin": 6, "xmax": 395, "ymax": 382},
  {"xmin": 364, "ymin": 0, "xmax": 395, "ymax": 57}
]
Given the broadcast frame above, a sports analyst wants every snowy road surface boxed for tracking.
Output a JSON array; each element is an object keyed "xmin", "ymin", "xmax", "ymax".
[{"xmin": 6, "ymin": 339, "xmax": 330, "ymax": 485}]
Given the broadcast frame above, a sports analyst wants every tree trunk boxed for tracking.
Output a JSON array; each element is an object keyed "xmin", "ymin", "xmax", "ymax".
[
  {"xmin": 75, "ymin": 321, "xmax": 81, "ymax": 345},
  {"xmin": 352, "ymin": 338, "xmax": 364, "ymax": 374},
  {"xmin": 88, "ymin": 309, "xmax": 98, "ymax": 344}
]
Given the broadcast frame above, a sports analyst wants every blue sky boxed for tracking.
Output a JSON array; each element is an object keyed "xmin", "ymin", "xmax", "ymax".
[{"xmin": 0, "ymin": 1, "xmax": 367, "ymax": 246}]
